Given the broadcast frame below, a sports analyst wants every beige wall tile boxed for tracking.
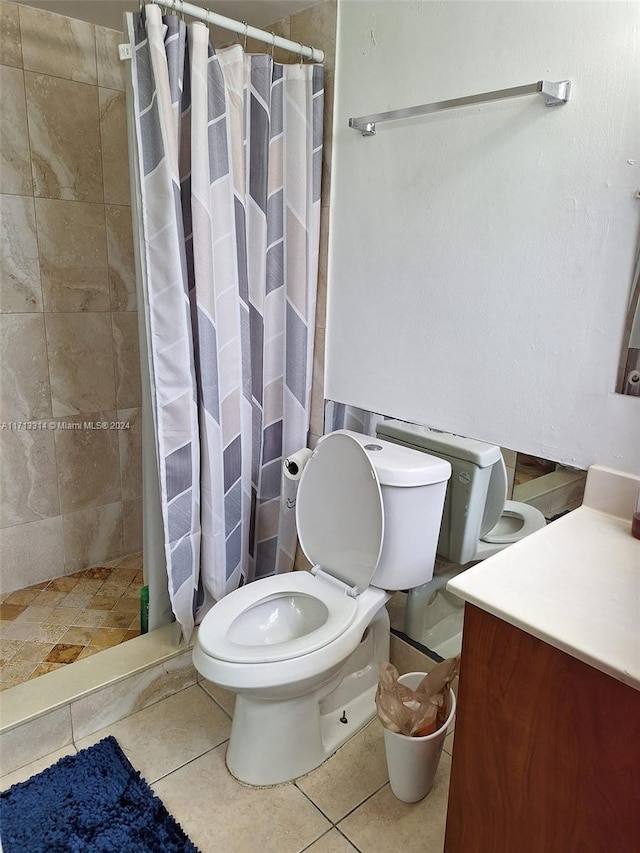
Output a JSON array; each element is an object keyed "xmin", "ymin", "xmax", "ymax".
[
  {"xmin": 320, "ymin": 69, "xmax": 333, "ymax": 210},
  {"xmin": 19, "ymin": 4, "xmax": 96, "ymax": 84},
  {"xmin": 0, "ymin": 1, "xmax": 23, "ymax": 68},
  {"xmin": 0, "ymin": 313, "xmax": 51, "ymax": 420},
  {"xmin": 106, "ymin": 204, "xmax": 136, "ymax": 311},
  {"xmin": 208, "ymin": 24, "xmax": 238, "ymax": 49},
  {"xmin": 294, "ymin": 541, "xmax": 312, "ymax": 570},
  {"xmin": 45, "ymin": 312, "xmax": 116, "ymax": 416},
  {"xmin": 122, "ymin": 497, "xmax": 142, "ymax": 554},
  {"xmin": 53, "ymin": 412, "xmax": 120, "ymax": 513},
  {"xmin": 386, "ymin": 591, "xmax": 407, "ymax": 632},
  {"xmin": 390, "ymin": 633, "xmax": 438, "ymax": 677},
  {"xmin": 309, "ymin": 323, "xmax": 325, "ymax": 437},
  {"xmin": 307, "ymin": 432, "xmax": 321, "ymax": 450},
  {"xmin": 0, "ymin": 65, "xmax": 31, "ymax": 195},
  {"xmin": 263, "ymin": 18, "xmax": 293, "ymax": 65},
  {"xmin": 35, "ymin": 198, "xmax": 109, "ymax": 312},
  {"xmin": 290, "ymin": 0, "xmax": 337, "ymax": 72},
  {"xmin": 99, "ymin": 87, "xmax": 130, "ymax": 206},
  {"xmin": 25, "ymin": 72, "xmax": 103, "ymax": 203},
  {"xmin": 112, "ymin": 312, "xmax": 142, "ymax": 409},
  {"xmin": 0, "ymin": 704, "xmax": 72, "ymax": 775},
  {"xmin": 62, "ymin": 500, "xmax": 124, "ymax": 572},
  {"xmin": 96, "ymin": 26, "xmax": 124, "ymax": 91},
  {"xmin": 0, "ymin": 426, "xmax": 59, "ymax": 528},
  {"xmin": 0, "ymin": 515, "xmax": 65, "ymax": 594},
  {"xmin": 118, "ymin": 407, "xmax": 142, "ymax": 500},
  {"xmin": 0, "ymin": 194, "xmax": 42, "ymax": 312},
  {"xmin": 70, "ymin": 653, "xmax": 198, "ymax": 740},
  {"xmin": 315, "ymin": 206, "xmax": 329, "ymax": 328}
]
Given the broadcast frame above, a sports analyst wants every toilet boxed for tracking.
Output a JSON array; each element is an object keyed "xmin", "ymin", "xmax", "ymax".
[
  {"xmin": 193, "ymin": 430, "xmax": 451, "ymax": 786},
  {"xmin": 375, "ymin": 420, "xmax": 547, "ymax": 651}
]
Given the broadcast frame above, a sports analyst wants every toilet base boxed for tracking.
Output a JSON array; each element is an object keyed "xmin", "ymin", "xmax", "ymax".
[{"xmin": 225, "ymin": 607, "xmax": 390, "ymax": 786}]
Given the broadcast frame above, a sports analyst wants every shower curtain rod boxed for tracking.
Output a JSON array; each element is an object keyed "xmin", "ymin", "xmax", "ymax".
[
  {"xmin": 349, "ymin": 80, "xmax": 571, "ymax": 136},
  {"xmin": 148, "ymin": 0, "xmax": 324, "ymax": 62}
]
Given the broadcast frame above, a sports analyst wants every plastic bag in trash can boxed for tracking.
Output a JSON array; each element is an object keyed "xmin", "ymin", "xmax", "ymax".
[{"xmin": 375, "ymin": 657, "xmax": 460, "ymax": 737}]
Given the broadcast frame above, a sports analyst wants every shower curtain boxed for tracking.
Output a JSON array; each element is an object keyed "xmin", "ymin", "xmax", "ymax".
[{"xmin": 126, "ymin": 4, "xmax": 323, "ymax": 641}]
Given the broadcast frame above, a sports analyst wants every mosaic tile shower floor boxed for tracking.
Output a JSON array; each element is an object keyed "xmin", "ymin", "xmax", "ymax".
[{"xmin": 0, "ymin": 554, "xmax": 143, "ymax": 689}]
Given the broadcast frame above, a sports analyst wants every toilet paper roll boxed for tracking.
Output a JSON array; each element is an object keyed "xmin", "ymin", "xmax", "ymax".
[
  {"xmin": 283, "ymin": 447, "xmax": 312, "ymax": 482},
  {"xmin": 278, "ymin": 448, "xmax": 313, "ymax": 573}
]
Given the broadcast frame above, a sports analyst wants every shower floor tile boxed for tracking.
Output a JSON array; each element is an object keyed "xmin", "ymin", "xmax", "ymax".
[{"xmin": 0, "ymin": 554, "xmax": 144, "ymax": 690}]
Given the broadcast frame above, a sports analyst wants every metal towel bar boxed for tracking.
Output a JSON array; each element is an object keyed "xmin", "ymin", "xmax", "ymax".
[{"xmin": 348, "ymin": 80, "xmax": 571, "ymax": 137}]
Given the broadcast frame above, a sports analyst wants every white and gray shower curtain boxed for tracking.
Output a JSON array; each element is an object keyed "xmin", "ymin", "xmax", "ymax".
[{"xmin": 126, "ymin": 5, "xmax": 323, "ymax": 641}]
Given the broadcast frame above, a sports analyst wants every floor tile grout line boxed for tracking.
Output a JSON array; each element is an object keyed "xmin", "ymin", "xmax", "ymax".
[
  {"xmin": 145, "ymin": 740, "xmax": 230, "ymax": 788},
  {"xmin": 335, "ymin": 778, "xmax": 391, "ymax": 826},
  {"xmin": 293, "ymin": 781, "xmax": 338, "ymax": 826},
  {"xmin": 333, "ymin": 825, "xmax": 364, "ymax": 852},
  {"xmin": 195, "ymin": 682, "xmax": 234, "ymax": 721}
]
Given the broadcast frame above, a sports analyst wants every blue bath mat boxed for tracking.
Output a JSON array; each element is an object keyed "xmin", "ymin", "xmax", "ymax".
[{"xmin": 0, "ymin": 736, "xmax": 200, "ymax": 852}]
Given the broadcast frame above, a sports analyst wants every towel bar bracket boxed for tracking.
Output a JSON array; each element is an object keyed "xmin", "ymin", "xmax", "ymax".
[{"xmin": 539, "ymin": 79, "xmax": 571, "ymax": 107}]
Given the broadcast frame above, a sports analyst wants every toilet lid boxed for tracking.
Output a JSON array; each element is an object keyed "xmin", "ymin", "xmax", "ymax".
[
  {"xmin": 480, "ymin": 454, "xmax": 508, "ymax": 537},
  {"xmin": 296, "ymin": 433, "xmax": 384, "ymax": 594}
]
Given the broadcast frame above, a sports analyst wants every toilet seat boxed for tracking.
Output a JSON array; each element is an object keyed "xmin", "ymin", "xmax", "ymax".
[
  {"xmin": 198, "ymin": 433, "xmax": 389, "ymax": 669},
  {"xmin": 197, "ymin": 571, "xmax": 358, "ymax": 664},
  {"xmin": 481, "ymin": 500, "xmax": 546, "ymax": 544}
]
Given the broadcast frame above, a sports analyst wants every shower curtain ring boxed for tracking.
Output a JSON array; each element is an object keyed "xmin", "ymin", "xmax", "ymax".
[
  {"xmin": 242, "ymin": 21, "xmax": 248, "ymax": 51},
  {"xmin": 270, "ymin": 32, "xmax": 276, "ymax": 59}
]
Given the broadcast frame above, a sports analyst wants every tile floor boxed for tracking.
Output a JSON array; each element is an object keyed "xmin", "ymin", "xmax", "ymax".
[
  {"xmin": 0, "ymin": 554, "xmax": 144, "ymax": 689},
  {"xmin": 0, "ymin": 680, "xmax": 454, "ymax": 853}
]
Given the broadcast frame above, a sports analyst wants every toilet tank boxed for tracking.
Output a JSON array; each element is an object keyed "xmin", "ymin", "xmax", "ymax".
[
  {"xmin": 344, "ymin": 432, "xmax": 451, "ymax": 591},
  {"xmin": 376, "ymin": 421, "xmax": 501, "ymax": 565}
]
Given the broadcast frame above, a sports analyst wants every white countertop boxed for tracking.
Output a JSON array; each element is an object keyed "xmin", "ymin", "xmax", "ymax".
[{"xmin": 447, "ymin": 465, "xmax": 640, "ymax": 690}]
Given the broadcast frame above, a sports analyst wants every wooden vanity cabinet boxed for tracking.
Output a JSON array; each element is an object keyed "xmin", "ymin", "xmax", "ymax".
[{"xmin": 444, "ymin": 604, "xmax": 640, "ymax": 853}]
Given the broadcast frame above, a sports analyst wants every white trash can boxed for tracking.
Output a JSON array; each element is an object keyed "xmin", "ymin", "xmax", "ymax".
[{"xmin": 382, "ymin": 671, "xmax": 456, "ymax": 803}]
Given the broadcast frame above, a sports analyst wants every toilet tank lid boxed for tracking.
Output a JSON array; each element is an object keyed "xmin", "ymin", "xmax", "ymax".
[
  {"xmin": 376, "ymin": 421, "xmax": 501, "ymax": 468},
  {"xmin": 331, "ymin": 430, "xmax": 451, "ymax": 487}
]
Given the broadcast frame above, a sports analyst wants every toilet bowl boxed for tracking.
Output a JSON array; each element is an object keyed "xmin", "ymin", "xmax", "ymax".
[{"xmin": 193, "ymin": 430, "xmax": 451, "ymax": 786}]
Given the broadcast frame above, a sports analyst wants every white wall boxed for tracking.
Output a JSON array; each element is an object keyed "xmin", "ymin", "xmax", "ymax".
[{"xmin": 326, "ymin": 0, "xmax": 640, "ymax": 473}]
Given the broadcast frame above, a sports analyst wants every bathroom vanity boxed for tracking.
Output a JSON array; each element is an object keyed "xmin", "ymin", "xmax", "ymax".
[{"xmin": 443, "ymin": 466, "xmax": 640, "ymax": 853}]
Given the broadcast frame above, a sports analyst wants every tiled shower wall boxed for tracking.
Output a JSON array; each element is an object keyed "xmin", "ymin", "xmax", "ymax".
[{"xmin": 0, "ymin": 1, "xmax": 141, "ymax": 594}]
